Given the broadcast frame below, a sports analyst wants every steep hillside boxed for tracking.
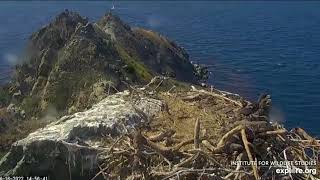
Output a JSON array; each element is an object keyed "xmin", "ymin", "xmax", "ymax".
[
  {"xmin": 0, "ymin": 10, "xmax": 197, "ymax": 154},
  {"xmin": 6, "ymin": 10, "xmax": 196, "ymax": 118}
]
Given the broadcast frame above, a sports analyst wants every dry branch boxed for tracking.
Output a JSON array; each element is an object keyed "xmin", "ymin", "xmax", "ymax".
[
  {"xmin": 292, "ymin": 127, "xmax": 314, "ymax": 141},
  {"xmin": 149, "ymin": 129, "xmax": 175, "ymax": 142},
  {"xmin": 257, "ymin": 129, "xmax": 287, "ymax": 137},
  {"xmin": 192, "ymin": 89, "xmax": 243, "ymax": 107},
  {"xmin": 194, "ymin": 118, "xmax": 201, "ymax": 149},
  {"xmin": 241, "ymin": 128, "xmax": 259, "ymax": 180},
  {"xmin": 204, "ymin": 125, "xmax": 245, "ymax": 154}
]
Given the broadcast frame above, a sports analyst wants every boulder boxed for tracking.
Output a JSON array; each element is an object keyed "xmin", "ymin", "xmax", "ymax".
[
  {"xmin": 6, "ymin": 104, "xmax": 25, "ymax": 119},
  {"xmin": 0, "ymin": 91, "xmax": 163, "ymax": 179}
]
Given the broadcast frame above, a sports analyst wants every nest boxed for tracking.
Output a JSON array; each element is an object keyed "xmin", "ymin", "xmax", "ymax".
[{"xmin": 92, "ymin": 77, "xmax": 320, "ymax": 180}]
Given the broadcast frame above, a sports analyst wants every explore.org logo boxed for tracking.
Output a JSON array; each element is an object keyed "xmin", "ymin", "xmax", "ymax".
[
  {"xmin": 230, "ymin": 160, "xmax": 317, "ymax": 175},
  {"xmin": 275, "ymin": 167, "xmax": 317, "ymax": 175}
]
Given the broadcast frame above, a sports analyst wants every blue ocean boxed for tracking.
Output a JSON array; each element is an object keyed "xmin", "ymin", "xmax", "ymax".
[{"xmin": 0, "ymin": 1, "xmax": 319, "ymax": 136}]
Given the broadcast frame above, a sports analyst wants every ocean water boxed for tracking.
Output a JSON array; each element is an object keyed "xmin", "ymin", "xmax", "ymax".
[{"xmin": 0, "ymin": 1, "xmax": 319, "ymax": 136}]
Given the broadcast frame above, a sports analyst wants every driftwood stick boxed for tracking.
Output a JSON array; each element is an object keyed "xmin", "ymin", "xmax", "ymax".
[
  {"xmin": 277, "ymin": 134, "xmax": 286, "ymax": 142},
  {"xmin": 134, "ymin": 131, "xmax": 205, "ymax": 160},
  {"xmin": 106, "ymin": 134, "xmax": 125, "ymax": 155},
  {"xmin": 202, "ymin": 140, "xmax": 215, "ymax": 152},
  {"xmin": 173, "ymin": 139, "xmax": 196, "ymax": 151},
  {"xmin": 217, "ymin": 125, "xmax": 244, "ymax": 148},
  {"xmin": 91, "ymin": 164, "xmax": 111, "ymax": 180},
  {"xmin": 143, "ymin": 76, "xmax": 161, "ymax": 89},
  {"xmin": 224, "ymin": 153, "xmax": 243, "ymax": 179},
  {"xmin": 173, "ymin": 137, "xmax": 207, "ymax": 151},
  {"xmin": 234, "ymin": 120, "xmax": 271, "ymax": 132},
  {"xmin": 241, "ymin": 128, "xmax": 259, "ymax": 180},
  {"xmin": 98, "ymin": 165, "xmax": 108, "ymax": 180},
  {"xmin": 188, "ymin": 149, "xmax": 222, "ymax": 167},
  {"xmin": 174, "ymin": 152, "xmax": 200, "ymax": 168},
  {"xmin": 153, "ymin": 79, "xmax": 164, "ymax": 92},
  {"xmin": 143, "ymin": 134, "xmax": 176, "ymax": 160},
  {"xmin": 283, "ymin": 149, "xmax": 294, "ymax": 180},
  {"xmin": 166, "ymin": 85, "xmax": 176, "ymax": 94},
  {"xmin": 149, "ymin": 129, "xmax": 175, "ymax": 142},
  {"xmin": 292, "ymin": 128, "xmax": 314, "ymax": 141},
  {"xmin": 257, "ymin": 129, "xmax": 287, "ymax": 137},
  {"xmin": 132, "ymin": 130, "xmax": 145, "ymax": 170},
  {"xmin": 192, "ymin": 89, "xmax": 243, "ymax": 107},
  {"xmin": 194, "ymin": 118, "xmax": 201, "ymax": 149},
  {"xmin": 200, "ymin": 125, "xmax": 245, "ymax": 154},
  {"xmin": 153, "ymin": 168, "xmax": 251, "ymax": 179},
  {"xmin": 290, "ymin": 139, "xmax": 320, "ymax": 143}
]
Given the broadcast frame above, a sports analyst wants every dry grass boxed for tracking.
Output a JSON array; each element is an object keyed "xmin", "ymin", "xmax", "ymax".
[
  {"xmin": 134, "ymin": 28, "xmax": 173, "ymax": 49},
  {"xmin": 0, "ymin": 114, "xmax": 48, "ymax": 152},
  {"xmin": 147, "ymin": 91, "xmax": 241, "ymax": 146},
  {"xmin": 93, "ymin": 77, "xmax": 320, "ymax": 179}
]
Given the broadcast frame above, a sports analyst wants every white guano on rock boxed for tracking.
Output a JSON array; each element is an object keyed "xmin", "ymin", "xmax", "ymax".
[{"xmin": 0, "ymin": 90, "xmax": 163, "ymax": 177}]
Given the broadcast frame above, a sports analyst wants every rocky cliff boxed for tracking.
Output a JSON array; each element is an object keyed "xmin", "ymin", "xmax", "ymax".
[
  {"xmin": 0, "ymin": 10, "xmax": 200, "ymax": 159},
  {"xmin": 0, "ymin": 10, "xmax": 198, "ymax": 152},
  {"xmin": 7, "ymin": 10, "xmax": 196, "ymax": 118}
]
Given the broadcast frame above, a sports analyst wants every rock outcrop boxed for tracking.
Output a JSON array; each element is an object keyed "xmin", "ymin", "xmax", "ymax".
[
  {"xmin": 8, "ymin": 10, "xmax": 196, "ymax": 119},
  {"xmin": 0, "ymin": 91, "xmax": 163, "ymax": 178}
]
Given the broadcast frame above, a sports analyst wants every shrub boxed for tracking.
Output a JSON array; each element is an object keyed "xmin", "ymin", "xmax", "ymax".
[{"xmin": 0, "ymin": 86, "xmax": 10, "ymax": 107}]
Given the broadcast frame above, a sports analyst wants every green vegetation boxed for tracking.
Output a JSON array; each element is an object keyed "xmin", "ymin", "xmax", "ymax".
[
  {"xmin": 0, "ymin": 86, "xmax": 10, "ymax": 107},
  {"xmin": 21, "ymin": 95, "xmax": 41, "ymax": 117},
  {"xmin": 51, "ymin": 73, "xmax": 77, "ymax": 111},
  {"xmin": 0, "ymin": 117, "xmax": 48, "ymax": 152},
  {"xmin": 0, "ymin": 151, "xmax": 7, "ymax": 159},
  {"xmin": 134, "ymin": 28, "xmax": 172, "ymax": 49},
  {"xmin": 44, "ymin": 70, "xmax": 118, "ymax": 114},
  {"xmin": 115, "ymin": 44, "xmax": 153, "ymax": 81}
]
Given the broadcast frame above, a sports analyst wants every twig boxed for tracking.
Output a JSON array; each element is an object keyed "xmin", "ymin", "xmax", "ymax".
[
  {"xmin": 143, "ymin": 76, "xmax": 161, "ymax": 89},
  {"xmin": 149, "ymin": 129, "xmax": 175, "ymax": 142},
  {"xmin": 292, "ymin": 128, "xmax": 314, "ymax": 141},
  {"xmin": 154, "ymin": 168, "xmax": 251, "ymax": 180},
  {"xmin": 107, "ymin": 135, "xmax": 125, "ymax": 154},
  {"xmin": 174, "ymin": 152, "xmax": 200, "ymax": 169},
  {"xmin": 166, "ymin": 85, "xmax": 176, "ymax": 94},
  {"xmin": 217, "ymin": 125, "xmax": 244, "ymax": 147},
  {"xmin": 153, "ymin": 79, "xmax": 164, "ymax": 92},
  {"xmin": 257, "ymin": 129, "xmax": 287, "ymax": 137},
  {"xmin": 192, "ymin": 89, "xmax": 243, "ymax": 107},
  {"xmin": 202, "ymin": 140, "xmax": 215, "ymax": 152},
  {"xmin": 283, "ymin": 149, "xmax": 293, "ymax": 180},
  {"xmin": 173, "ymin": 137, "xmax": 206, "ymax": 151},
  {"xmin": 98, "ymin": 165, "xmax": 108, "ymax": 180},
  {"xmin": 241, "ymin": 128, "xmax": 259, "ymax": 180},
  {"xmin": 224, "ymin": 153, "xmax": 243, "ymax": 179},
  {"xmin": 194, "ymin": 118, "xmax": 201, "ymax": 149},
  {"xmin": 209, "ymin": 125, "xmax": 245, "ymax": 153}
]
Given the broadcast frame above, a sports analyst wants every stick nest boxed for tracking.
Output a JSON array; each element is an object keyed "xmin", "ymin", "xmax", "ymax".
[{"xmin": 93, "ymin": 77, "xmax": 320, "ymax": 180}]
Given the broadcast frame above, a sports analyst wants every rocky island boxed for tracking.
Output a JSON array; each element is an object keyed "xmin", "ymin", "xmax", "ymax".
[{"xmin": 0, "ymin": 11, "xmax": 319, "ymax": 180}]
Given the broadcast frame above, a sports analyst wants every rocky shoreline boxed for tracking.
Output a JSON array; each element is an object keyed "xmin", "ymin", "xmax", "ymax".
[{"xmin": 0, "ymin": 10, "xmax": 319, "ymax": 179}]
